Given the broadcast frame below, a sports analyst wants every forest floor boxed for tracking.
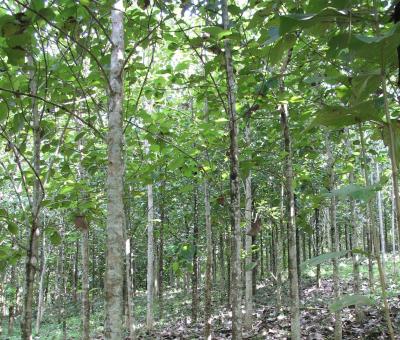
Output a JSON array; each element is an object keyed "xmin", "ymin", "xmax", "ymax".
[{"xmin": 2, "ymin": 257, "xmax": 400, "ymax": 339}]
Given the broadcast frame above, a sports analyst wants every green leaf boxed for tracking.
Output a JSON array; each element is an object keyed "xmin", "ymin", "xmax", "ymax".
[
  {"xmin": 203, "ymin": 26, "xmax": 225, "ymax": 37},
  {"xmin": 0, "ymin": 101, "xmax": 8, "ymax": 122},
  {"xmin": 329, "ymin": 294, "xmax": 374, "ymax": 312},
  {"xmin": 7, "ymin": 221, "xmax": 18, "ymax": 235},
  {"xmin": 6, "ymin": 32, "xmax": 31, "ymax": 48},
  {"xmin": 309, "ymin": 100, "xmax": 383, "ymax": 129},
  {"xmin": 301, "ymin": 250, "xmax": 348, "ymax": 269},
  {"xmin": 50, "ymin": 231, "xmax": 62, "ymax": 246},
  {"xmin": 279, "ymin": 7, "xmax": 348, "ymax": 36},
  {"xmin": 329, "ymin": 184, "xmax": 380, "ymax": 202},
  {"xmin": 245, "ymin": 261, "xmax": 257, "ymax": 271},
  {"xmin": 4, "ymin": 47, "xmax": 25, "ymax": 65}
]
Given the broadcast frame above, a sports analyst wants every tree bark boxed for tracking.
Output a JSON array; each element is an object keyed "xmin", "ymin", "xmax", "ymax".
[
  {"xmin": 21, "ymin": 55, "xmax": 41, "ymax": 340},
  {"xmin": 244, "ymin": 112, "xmax": 253, "ymax": 329},
  {"xmin": 35, "ymin": 233, "xmax": 47, "ymax": 333},
  {"xmin": 326, "ymin": 134, "xmax": 342, "ymax": 340},
  {"xmin": 191, "ymin": 187, "xmax": 199, "ymax": 323},
  {"xmin": 145, "ymin": 139, "xmax": 154, "ymax": 331},
  {"xmin": 281, "ymin": 108, "xmax": 300, "ymax": 340},
  {"xmin": 221, "ymin": 0, "xmax": 242, "ymax": 337},
  {"xmin": 105, "ymin": 1, "xmax": 126, "ymax": 338},
  {"xmin": 204, "ymin": 178, "xmax": 213, "ymax": 338}
]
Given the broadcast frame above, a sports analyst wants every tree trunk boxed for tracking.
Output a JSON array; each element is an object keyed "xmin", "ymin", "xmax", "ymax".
[
  {"xmin": 82, "ymin": 224, "xmax": 90, "ymax": 338},
  {"xmin": 281, "ymin": 108, "xmax": 300, "ymax": 340},
  {"xmin": 158, "ymin": 179, "xmax": 165, "ymax": 319},
  {"xmin": 244, "ymin": 112, "xmax": 253, "ymax": 329},
  {"xmin": 204, "ymin": 178, "xmax": 213, "ymax": 338},
  {"xmin": 222, "ymin": 0, "xmax": 242, "ymax": 337},
  {"xmin": 326, "ymin": 134, "xmax": 342, "ymax": 340},
  {"xmin": 349, "ymin": 170, "xmax": 364, "ymax": 322},
  {"xmin": 315, "ymin": 208, "xmax": 321, "ymax": 288},
  {"xmin": 21, "ymin": 55, "xmax": 41, "ymax": 340},
  {"xmin": 191, "ymin": 187, "xmax": 199, "ymax": 323},
  {"xmin": 105, "ymin": 1, "xmax": 126, "ymax": 338},
  {"xmin": 35, "ymin": 233, "xmax": 47, "ymax": 333},
  {"xmin": 145, "ymin": 140, "xmax": 154, "ymax": 331}
]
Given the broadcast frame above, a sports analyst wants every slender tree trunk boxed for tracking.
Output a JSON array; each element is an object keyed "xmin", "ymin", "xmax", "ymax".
[
  {"xmin": 77, "ymin": 112, "xmax": 90, "ymax": 340},
  {"xmin": 204, "ymin": 178, "xmax": 213, "ymax": 338},
  {"xmin": 125, "ymin": 235, "xmax": 135, "ymax": 339},
  {"xmin": 219, "ymin": 231, "xmax": 225, "ymax": 302},
  {"xmin": 145, "ymin": 140, "xmax": 154, "ymax": 331},
  {"xmin": 326, "ymin": 134, "xmax": 342, "ymax": 340},
  {"xmin": 73, "ymin": 240, "xmax": 79, "ymax": 303},
  {"xmin": 221, "ymin": 1, "xmax": 242, "ymax": 338},
  {"xmin": 315, "ymin": 208, "xmax": 321, "ymax": 288},
  {"xmin": 105, "ymin": 1, "xmax": 126, "ymax": 338},
  {"xmin": 281, "ymin": 107, "xmax": 300, "ymax": 340},
  {"xmin": 82, "ymin": 224, "xmax": 90, "ymax": 338},
  {"xmin": 349, "ymin": 171, "xmax": 364, "ymax": 322},
  {"xmin": 244, "ymin": 113, "xmax": 253, "ymax": 329},
  {"xmin": 158, "ymin": 179, "xmax": 165, "ymax": 319},
  {"xmin": 35, "ymin": 233, "xmax": 47, "ymax": 333},
  {"xmin": 192, "ymin": 187, "xmax": 199, "ymax": 323},
  {"xmin": 22, "ymin": 55, "xmax": 41, "ymax": 340},
  {"xmin": 8, "ymin": 266, "xmax": 16, "ymax": 337}
]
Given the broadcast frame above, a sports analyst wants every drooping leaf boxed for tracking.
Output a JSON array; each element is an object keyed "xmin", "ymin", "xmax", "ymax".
[
  {"xmin": 329, "ymin": 184, "xmax": 380, "ymax": 202},
  {"xmin": 279, "ymin": 7, "xmax": 349, "ymax": 36},
  {"xmin": 329, "ymin": 294, "xmax": 374, "ymax": 312},
  {"xmin": 301, "ymin": 250, "xmax": 348, "ymax": 269}
]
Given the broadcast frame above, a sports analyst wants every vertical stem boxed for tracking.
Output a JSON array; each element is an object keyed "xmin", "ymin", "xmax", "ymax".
[
  {"xmin": 326, "ymin": 134, "xmax": 342, "ymax": 340},
  {"xmin": 22, "ymin": 55, "xmax": 41, "ymax": 340},
  {"xmin": 145, "ymin": 140, "xmax": 154, "ymax": 330},
  {"xmin": 221, "ymin": 0, "xmax": 242, "ymax": 337},
  {"xmin": 204, "ymin": 178, "xmax": 213, "ymax": 338},
  {"xmin": 191, "ymin": 187, "xmax": 199, "ymax": 323},
  {"xmin": 281, "ymin": 109, "xmax": 300, "ymax": 340},
  {"xmin": 244, "ymin": 113, "xmax": 253, "ymax": 328},
  {"xmin": 105, "ymin": 1, "xmax": 126, "ymax": 338}
]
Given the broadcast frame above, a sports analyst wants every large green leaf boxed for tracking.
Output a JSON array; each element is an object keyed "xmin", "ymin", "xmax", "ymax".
[
  {"xmin": 279, "ymin": 7, "xmax": 348, "ymax": 36},
  {"xmin": 329, "ymin": 184, "xmax": 380, "ymax": 202},
  {"xmin": 329, "ymin": 23, "xmax": 400, "ymax": 64},
  {"xmin": 301, "ymin": 250, "xmax": 348, "ymax": 269},
  {"xmin": 329, "ymin": 294, "xmax": 374, "ymax": 312},
  {"xmin": 309, "ymin": 100, "xmax": 383, "ymax": 129},
  {"xmin": 381, "ymin": 120, "xmax": 400, "ymax": 167}
]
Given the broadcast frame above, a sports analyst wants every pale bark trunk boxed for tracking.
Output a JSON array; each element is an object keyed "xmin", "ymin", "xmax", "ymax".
[
  {"xmin": 82, "ymin": 226, "xmax": 90, "ymax": 338},
  {"xmin": 146, "ymin": 139, "xmax": 154, "ymax": 330},
  {"xmin": 357, "ymin": 125, "xmax": 375, "ymax": 292},
  {"xmin": 281, "ymin": 108, "xmax": 300, "ymax": 340},
  {"xmin": 358, "ymin": 133, "xmax": 394, "ymax": 338},
  {"xmin": 349, "ymin": 172, "xmax": 364, "ymax": 322},
  {"xmin": 22, "ymin": 55, "xmax": 41, "ymax": 340},
  {"xmin": 326, "ymin": 134, "xmax": 342, "ymax": 340},
  {"xmin": 77, "ymin": 108, "xmax": 90, "ymax": 340},
  {"xmin": 105, "ymin": 1, "xmax": 126, "ymax": 338},
  {"xmin": 35, "ymin": 233, "xmax": 47, "ymax": 333},
  {"xmin": 204, "ymin": 178, "xmax": 213, "ymax": 339},
  {"xmin": 191, "ymin": 187, "xmax": 199, "ymax": 323},
  {"xmin": 158, "ymin": 179, "xmax": 165, "ymax": 319},
  {"xmin": 391, "ymin": 187, "xmax": 398, "ymax": 276},
  {"xmin": 125, "ymin": 237, "xmax": 135, "ymax": 339},
  {"xmin": 222, "ymin": 0, "xmax": 242, "ymax": 337},
  {"xmin": 244, "ymin": 115, "xmax": 253, "ymax": 329}
]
